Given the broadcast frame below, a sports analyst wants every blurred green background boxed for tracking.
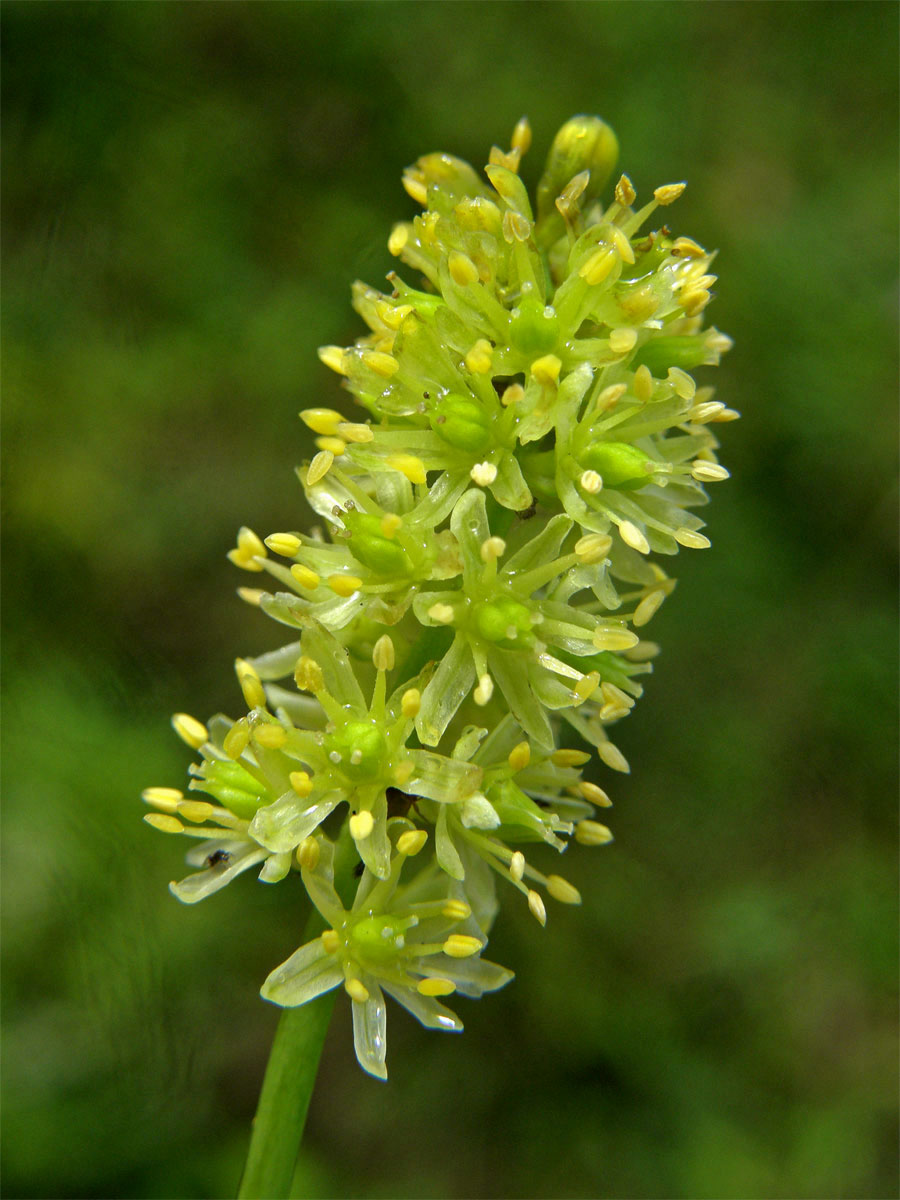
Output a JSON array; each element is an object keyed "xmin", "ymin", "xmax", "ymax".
[{"xmin": 3, "ymin": 2, "xmax": 897, "ymax": 1197}]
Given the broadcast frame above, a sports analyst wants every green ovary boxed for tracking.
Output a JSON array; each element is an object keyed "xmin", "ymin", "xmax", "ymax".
[
  {"xmin": 581, "ymin": 441, "xmax": 655, "ymax": 489},
  {"xmin": 430, "ymin": 394, "xmax": 492, "ymax": 453},
  {"xmin": 473, "ymin": 597, "xmax": 535, "ymax": 649},
  {"xmin": 350, "ymin": 913, "xmax": 415, "ymax": 963},
  {"xmin": 325, "ymin": 721, "xmax": 388, "ymax": 782},
  {"xmin": 509, "ymin": 296, "xmax": 560, "ymax": 356},
  {"xmin": 346, "ymin": 513, "xmax": 413, "ymax": 575}
]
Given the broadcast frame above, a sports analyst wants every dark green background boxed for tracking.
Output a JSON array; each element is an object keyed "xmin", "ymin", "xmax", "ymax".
[{"xmin": 3, "ymin": 3, "xmax": 897, "ymax": 1197}]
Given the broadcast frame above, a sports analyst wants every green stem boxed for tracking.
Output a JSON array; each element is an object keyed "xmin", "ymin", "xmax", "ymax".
[{"xmin": 238, "ymin": 835, "xmax": 359, "ymax": 1200}]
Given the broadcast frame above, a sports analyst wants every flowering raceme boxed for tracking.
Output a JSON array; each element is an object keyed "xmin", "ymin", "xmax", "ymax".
[{"xmin": 144, "ymin": 116, "xmax": 735, "ymax": 1079}]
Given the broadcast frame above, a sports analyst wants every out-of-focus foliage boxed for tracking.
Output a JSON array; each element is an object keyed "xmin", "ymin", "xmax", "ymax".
[{"xmin": 2, "ymin": 3, "xmax": 897, "ymax": 1197}]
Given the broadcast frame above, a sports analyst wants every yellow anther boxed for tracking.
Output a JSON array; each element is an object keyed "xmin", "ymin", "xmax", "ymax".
[
  {"xmin": 223, "ymin": 720, "xmax": 250, "ymax": 759},
  {"xmin": 443, "ymin": 934, "xmax": 483, "ymax": 959},
  {"xmin": 442, "ymin": 899, "xmax": 472, "ymax": 921},
  {"xmin": 372, "ymin": 634, "xmax": 395, "ymax": 672},
  {"xmin": 530, "ymin": 354, "xmax": 562, "ymax": 386},
  {"xmin": 345, "ymin": 978, "xmax": 370, "ymax": 1003},
  {"xmin": 235, "ymin": 658, "xmax": 266, "ymax": 710},
  {"xmin": 401, "ymin": 688, "xmax": 421, "ymax": 719},
  {"xmin": 527, "ymin": 889, "xmax": 547, "ymax": 926},
  {"xmin": 328, "ymin": 573, "xmax": 363, "ymax": 598},
  {"xmin": 609, "ymin": 226, "xmax": 635, "ymax": 265},
  {"xmin": 387, "ymin": 224, "xmax": 409, "ymax": 256},
  {"xmin": 321, "ymin": 927, "xmax": 339, "ymax": 953},
  {"xmin": 609, "ymin": 327, "xmax": 638, "ymax": 355},
  {"xmin": 427, "ymin": 602, "xmax": 455, "ymax": 625},
  {"xmin": 654, "ymin": 182, "xmax": 686, "ymax": 205},
  {"xmin": 144, "ymin": 813, "xmax": 185, "ymax": 834},
  {"xmin": 580, "ymin": 781, "xmax": 613, "ymax": 807},
  {"xmin": 575, "ymin": 819, "xmax": 614, "ymax": 846},
  {"xmin": 254, "ymin": 723, "xmax": 286, "ymax": 750},
  {"xmin": 473, "ymin": 673, "xmax": 494, "ymax": 706},
  {"xmin": 547, "ymin": 875, "xmax": 582, "ymax": 905},
  {"xmin": 614, "ymin": 174, "xmax": 636, "ymax": 207},
  {"xmin": 237, "ymin": 587, "xmax": 265, "ymax": 606},
  {"xmin": 511, "ymin": 115, "xmax": 532, "ymax": 155},
  {"xmin": 671, "ymin": 236, "xmax": 705, "ymax": 258},
  {"xmin": 306, "ymin": 450, "xmax": 334, "ymax": 486},
  {"xmin": 290, "ymin": 770, "xmax": 313, "ymax": 799},
  {"xmin": 300, "ymin": 408, "xmax": 343, "ymax": 436},
  {"xmin": 633, "ymin": 364, "xmax": 654, "ymax": 403},
  {"xmin": 177, "ymin": 800, "xmax": 215, "ymax": 823},
  {"xmin": 397, "ymin": 829, "xmax": 428, "ymax": 857},
  {"xmin": 580, "ymin": 469, "xmax": 603, "ymax": 495},
  {"xmin": 361, "ymin": 349, "xmax": 399, "ymax": 378},
  {"xmin": 465, "ymin": 338, "xmax": 494, "ymax": 374},
  {"xmin": 598, "ymin": 740, "xmax": 630, "ymax": 773},
  {"xmin": 510, "ymin": 851, "xmax": 525, "ymax": 882},
  {"xmin": 265, "ymin": 533, "xmax": 302, "ymax": 558},
  {"xmin": 448, "ymin": 250, "xmax": 479, "ymax": 287},
  {"xmin": 681, "ymin": 288, "xmax": 711, "ymax": 317},
  {"xmin": 470, "ymin": 462, "xmax": 498, "ymax": 487},
  {"xmin": 385, "ymin": 453, "xmax": 427, "ymax": 485},
  {"xmin": 141, "ymin": 787, "xmax": 184, "ymax": 812},
  {"xmin": 575, "ymin": 532, "xmax": 613, "ymax": 563},
  {"xmin": 337, "ymin": 422, "xmax": 374, "ymax": 444},
  {"xmin": 393, "ymin": 760, "xmax": 415, "ymax": 786},
  {"xmin": 171, "ymin": 713, "xmax": 208, "ymax": 749},
  {"xmin": 349, "ymin": 811, "xmax": 375, "ymax": 840},
  {"xmin": 501, "ymin": 382, "xmax": 525, "ymax": 407},
  {"xmin": 595, "ymin": 382, "xmax": 627, "ymax": 411},
  {"xmin": 502, "ymin": 210, "xmax": 531, "ymax": 242},
  {"xmin": 600, "ymin": 680, "xmax": 634, "ymax": 716},
  {"xmin": 592, "ymin": 626, "xmax": 640, "ymax": 651},
  {"xmin": 573, "ymin": 671, "xmax": 601, "ymax": 703},
  {"xmin": 558, "ymin": 170, "xmax": 590, "ymax": 213},
  {"xmin": 294, "ymin": 656, "xmax": 325, "ymax": 693},
  {"xmin": 316, "ymin": 436, "xmax": 346, "ymax": 456},
  {"xmin": 691, "ymin": 461, "xmax": 730, "ymax": 482},
  {"xmin": 618, "ymin": 520, "xmax": 650, "ymax": 554},
  {"xmin": 667, "ymin": 367, "xmax": 696, "ymax": 400},
  {"xmin": 551, "ymin": 748, "xmax": 591, "ymax": 768},
  {"xmin": 480, "ymin": 536, "xmax": 506, "ymax": 563},
  {"xmin": 317, "ymin": 345, "xmax": 347, "ymax": 374},
  {"xmin": 674, "ymin": 527, "xmax": 711, "ymax": 549},
  {"xmin": 579, "ymin": 246, "xmax": 617, "ymax": 286},
  {"xmin": 402, "ymin": 170, "xmax": 427, "ymax": 206},
  {"xmin": 417, "ymin": 977, "xmax": 456, "ymax": 997},
  {"xmin": 634, "ymin": 589, "xmax": 666, "ymax": 627},
  {"xmin": 376, "ymin": 300, "xmax": 413, "ymax": 331},
  {"xmin": 688, "ymin": 400, "xmax": 725, "ymax": 422},
  {"xmin": 294, "ymin": 837, "xmax": 319, "ymax": 871},
  {"xmin": 508, "ymin": 741, "xmax": 531, "ymax": 772},
  {"xmin": 228, "ymin": 526, "xmax": 267, "ymax": 571},
  {"xmin": 290, "ymin": 564, "xmax": 320, "ymax": 590},
  {"xmin": 379, "ymin": 513, "xmax": 403, "ymax": 539}
]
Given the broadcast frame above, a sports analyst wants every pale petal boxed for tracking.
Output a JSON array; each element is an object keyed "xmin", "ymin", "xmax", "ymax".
[
  {"xmin": 351, "ymin": 981, "xmax": 388, "ymax": 1080},
  {"xmin": 261, "ymin": 940, "xmax": 343, "ymax": 1007},
  {"xmin": 170, "ymin": 842, "xmax": 268, "ymax": 904},
  {"xmin": 383, "ymin": 983, "xmax": 463, "ymax": 1032}
]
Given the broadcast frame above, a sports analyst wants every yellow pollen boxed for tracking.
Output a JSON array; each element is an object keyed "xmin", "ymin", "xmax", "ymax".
[
  {"xmin": 480, "ymin": 536, "xmax": 506, "ymax": 563},
  {"xmin": 144, "ymin": 813, "xmax": 185, "ymax": 834},
  {"xmin": 306, "ymin": 450, "xmax": 334, "ymax": 486},
  {"xmin": 316, "ymin": 435, "xmax": 346, "ymax": 456},
  {"xmin": 228, "ymin": 525, "xmax": 267, "ymax": 572},
  {"xmin": 177, "ymin": 800, "xmax": 215, "ymax": 823},
  {"xmin": 254, "ymin": 724, "xmax": 286, "ymax": 750},
  {"xmin": 372, "ymin": 635, "xmax": 395, "ymax": 672},
  {"xmin": 598, "ymin": 740, "xmax": 630, "ymax": 773},
  {"xmin": 349, "ymin": 811, "xmax": 375, "ymax": 840},
  {"xmin": 580, "ymin": 470, "xmax": 603, "ymax": 495},
  {"xmin": 501, "ymin": 383, "xmax": 525, "ymax": 407},
  {"xmin": 654, "ymin": 182, "xmax": 687, "ymax": 205},
  {"xmin": 592, "ymin": 626, "xmax": 639, "ymax": 651},
  {"xmin": 634, "ymin": 589, "xmax": 666, "ymax": 627},
  {"xmin": 428, "ymin": 602, "xmax": 455, "ymax": 625},
  {"xmin": 580, "ymin": 781, "xmax": 613, "ymax": 806},
  {"xmin": 265, "ymin": 533, "xmax": 301, "ymax": 558},
  {"xmin": 618, "ymin": 520, "xmax": 650, "ymax": 554},
  {"xmin": 393, "ymin": 760, "xmax": 415, "ymax": 786},
  {"xmin": 448, "ymin": 250, "xmax": 479, "ymax": 287},
  {"xmin": 551, "ymin": 748, "xmax": 591, "ymax": 768},
  {"xmin": 671, "ymin": 236, "xmax": 705, "ymax": 258},
  {"xmin": 443, "ymin": 934, "xmax": 483, "ymax": 958},
  {"xmin": 547, "ymin": 875, "xmax": 582, "ymax": 905},
  {"xmin": 417, "ymin": 978, "xmax": 456, "ymax": 997},
  {"xmin": 510, "ymin": 851, "xmax": 525, "ymax": 882},
  {"xmin": 527, "ymin": 890, "xmax": 547, "ymax": 926},
  {"xmin": 171, "ymin": 713, "xmax": 208, "ymax": 749},
  {"xmin": 473, "ymin": 673, "xmax": 494, "ymax": 706},
  {"xmin": 674, "ymin": 528, "xmax": 711, "ymax": 549},
  {"xmin": 321, "ymin": 927, "xmax": 339, "ymax": 953},
  {"xmin": 575, "ymin": 819, "xmax": 614, "ymax": 846},
  {"xmin": 237, "ymin": 587, "xmax": 266, "ymax": 606},
  {"xmin": 575, "ymin": 533, "xmax": 612, "ymax": 563},
  {"xmin": 609, "ymin": 327, "xmax": 638, "ymax": 355},
  {"xmin": 614, "ymin": 174, "xmax": 636, "ymax": 207},
  {"xmin": 223, "ymin": 720, "xmax": 250, "ymax": 759},
  {"xmin": 530, "ymin": 354, "xmax": 562, "ymax": 386},
  {"xmin": 470, "ymin": 462, "xmax": 498, "ymax": 487},
  {"xmin": 508, "ymin": 741, "xmax": 531, "ymax": 772},
  {"xmin": 397, "ymin": 829, "xmax": 428, "ymax": 857},
  {"xmin": 465, "ymin": 338, "xmax": 494, "ymax": 374},
  {"xmin": 385, "ymin": 453, "xmax": 426, "ymax": 485},
  {"xmin": 387, "ymin": 224, "xmax": 409, "ymax": 256},
  {"xmin": 579, "ymin": 246, "xmax": 617, "ymax": 286},
  {"xmin": 401, "ymin": 688, "xmax": 421, "ymax": 719},
  {"xmin": 235, "ymin": 659, "xmax": 266, "ymax": 710},
  {"xmin": 361, "ymin": 349, "xmax": 399, "ymax": 378},
  {"xmin": 290, "ymin": 564, "xmax": 320, "ymax": 590},
  {"xmin": 294, "ymin": 656, "xmax": 325, "ymax": 693},
  {"xmin": 345, "ymin": 978, "xmax": 370, "ymax": 1003},
  {"xmin": 290, "ymin": 770, "xmax": 313, "ymax": 799},
  {"xmin": 141, "ymin": 787, "xmax": 184, "ymax": 811},
  {"xmin": 442, "ymin": 899, "xmax": 471, "ymax": 921},
  {"xmin": 328, "ymin": 574, "xmax": 363, "ymax": 598},
  {"xmin": 573, "ymin": 671, "xmax": 600, "ymax": 703},
  {"xmin": 317, "ymin": 345, "xmax": 347, "ymax": 374},
  {"xmin": 300, "ymin": 408, "xmax": 344, "ymax": 436}
]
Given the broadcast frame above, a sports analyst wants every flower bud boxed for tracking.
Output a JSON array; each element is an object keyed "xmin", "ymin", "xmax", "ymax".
[{"xmin": 536, "ymin": 115, "xmax": 618, "ymax": 225}]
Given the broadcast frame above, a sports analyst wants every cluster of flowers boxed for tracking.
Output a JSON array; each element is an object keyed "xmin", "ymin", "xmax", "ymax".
[{"xmin": 144, "ymin": 116, "xmax": 734, "ymax": 1079}]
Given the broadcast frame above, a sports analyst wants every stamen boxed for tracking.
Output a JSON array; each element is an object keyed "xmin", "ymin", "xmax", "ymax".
[
  {"xmin": 595, "ymin": 382, "xmax": 627, "ymax": 411},
  {"xmin": 300, "ymin": 408, "xmax": 343, "ymax": 436},
  {"xmin": 614, "ymin": 174, "xmax": 636, "ymax": 206},
  {"xmin": 338, "ymin": 422, "xmax": 374, "ymax": 444},
  {"xmin": 316, "ymin": 436, "xmax": 346, "ymax": 457},
  {"xmin": 428, "ymin": 602, "xmax": 455, "ymax": 625},
  {"xmin": 633, "ymin": 364, "xmax": 654, "ymax": 402},
  {"xmin": 401, "ymin": 689, "xmax": 421, "ymax": 719},
  {"xmin": 465, "ymin": 339, "xmax": 494, "ymax": 374},
  {"xmin": 527, "ymin": 890, "xmax": 547, "ymax": 926},
  {"xmin": 372, "ymin": 635, "xmax": 395, "ymax": 671},
  {"xmin": 618, "ymin": 520, "xmax": 650, "ymax": 554},
  {"xmin": 171, "ymin": 713, "xmax": 208, "ymax": 749},
  {"xmin": 510, "ymin": 851, "xmax": 525, "ymax": 882},
  {"xmin": 691, "ymin": 461, "xmax": 730, "ymax": 482},
  {"xmin": 235, "ymin": 659, "xmax": 266, "ymax": 709},
  {"xmin": 551, "ymin": 748, "xmax": 591, "ymax": 768},
  {"xmin": 598, "ymin": 741, "xmax": 630, "ymax": 773},
  {"xmin": 142, "ymin": 787, "xmax": 184, "ymax": 812},
  {"xmin": 633, "ymin": 589, "xmax": 666, "ymax": 627},
  {"xmin": 317, "ymin": 345, "xmax": 347, "ymax": 374},
  {"xmin": 673, "ymin": 528, "xmax": 711, "ymax": 549},
  {"xmin": 575, "ymin": 533, "xmax": 612, "ymax": 563},
  {"xmin": 501, "ymin": 383, "xmax": 524, "ymax": 407},
  {"xmin": 480, "ymin": 536, "xmax": 506, "ymax": 563},
  {"xmin": 508, "ymin": 742, "xmax": 531, "ymax": 772},
  {"xmin": 294, "ymin": 657, "xmax": 325, "ymax": 693},
  {"xmin": 397, "ymin": 829, "xmax": 428, "ymax": 856},
  {"xmin": 573, "ymin": 671, "xmax": 600, "ymax": 704},
  {"xmin": 223, "ymin": 721, "xmax": 250, "ymax": 759},
  {"xmin": 575, "ymin": 820, "xmax": 614, "ymax": 846},
  {"xmin": 579, "ymin": 246, "xmax": 617, "ymax": 286},
  {"xmin": 442, "ymin": 899, "xmax": 471, "ymax": 921},
  {"xmin": 264, "ymin": 533, "xmax": 301, "ymax": 557},
  {"xmin": 321, "ymin": 928, "xmax": 340, "ymax": 953},
  {"xmin": 385, "ymin": 454, "xmax": 427, "ymax": 485},
  {"xmin": 580, "ymin": 781, "xmax": 612, "ymax": 807},
  {"xmin": 580, "ymin": 469, "xmax": 603, "ymax": 494},
  {"xmin": 470, "ymin": 462, "xmax": 498, "ymax": 487},
  {"xmin": 306, "ymin": 450, "xmax": 334, "ymax": 486},
  {"xmin": 417, "ymin": 978, "xmax": 456, "ymax": 997},
  {"xmin": 546, "ymin": 875, "xmax": 582, "ymax": 905},
  {"xmin": 609, "ymin": 327, "xmax": 637, "ymax": 355},
  {"xmin": 393, "ymin": 761, "xmax": 415, "ymax": 786},
  {"xmin": 361, "ymin": 349, "xmax": 400, "ymax": 378},
  {"xmin": 328, "ymin": 574, "xmax": 363, "ymax": 597},
  {"xmin": 531, "ymin": 354, "xmax": 562, "ymax": 386},
  {"xmin": 237, "ymin": 588, "xmax": 265, "ymax": 606},
  {"xmin": 443, "ymin": 934, "xmax": 483, "ymax": 958},
  {"xmin": 177, "ymin": 800, "xmax": 215, "ymax": 823},
  {"xmin": 654, "ymin": 182, "xmax": 686, "ymax": 205},
  {"xmin": 473, "ymin": 674, "xmax": 494, "ymax": 706},
  {"xmin": 592, "ymin": 626, "xmax": 639, "ymax": 651},
  {"xmin": 387, "ymin": 224, "xmax": 408, "ymax": 256},
  {"xmin": 144, "ymin": 813, "xmax": 185, "ymax": 834},
  {"xmin": 291, "ymin": 564, "xmax": 321, "ymax": 589},
  {"xmin": 254, "ymin": 724, "xmax": 286, "ymax": 750},
  {"xmin": 349, "ymin": 811, "xmax": 375, "ymax": 840},
  {"xmin": 448, "ymin": 251, "xmax": 479, "ymax": 287},
  {"xmin": 290, "ymin": 770, "xmax": 313, "ymax": 798},
  {"xmin": 345, "ymin": 978, "xmax": 370, "ymax": 1003},
  {"xmin": 380, "ymin": 513, "xmax": 403, "ymax": 538}
]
